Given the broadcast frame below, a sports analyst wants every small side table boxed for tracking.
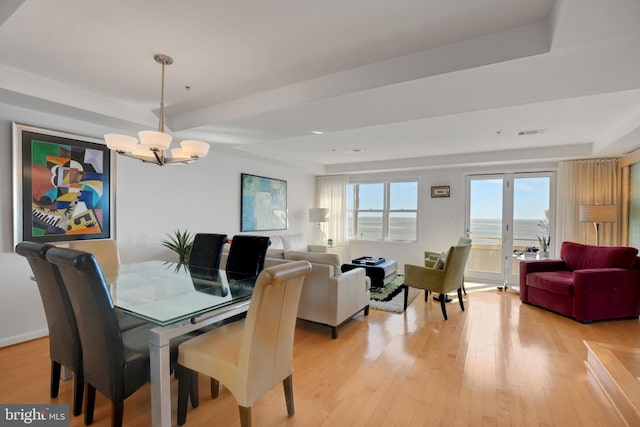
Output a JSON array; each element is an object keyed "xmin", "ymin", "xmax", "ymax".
[{"xmin": 500, "ymin": 253, "xmax": 544, "ymax": 292}]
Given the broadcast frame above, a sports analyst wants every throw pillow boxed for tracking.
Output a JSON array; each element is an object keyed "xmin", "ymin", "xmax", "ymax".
[
  {"xmin": 435, "ymin": 251, "xmax": 447, "ymax": 269},
  {"xmin": 265, "ymin": 248, "xmax": 285, "ymax": 259}
]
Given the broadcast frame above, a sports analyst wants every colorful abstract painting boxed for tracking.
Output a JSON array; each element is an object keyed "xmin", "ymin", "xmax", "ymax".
[
  {"xmin": 13, "ymin": 124, "xmax": 112, "ymax": 244},
  {"xmin": 241, "ymin": 173, "xmax": 287, "ymax": 232}
]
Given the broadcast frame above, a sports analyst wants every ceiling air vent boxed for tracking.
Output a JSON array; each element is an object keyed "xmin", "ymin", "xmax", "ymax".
[{"xmin": 518, "ymin": 128, "xmax": 548, "ymax": 136}]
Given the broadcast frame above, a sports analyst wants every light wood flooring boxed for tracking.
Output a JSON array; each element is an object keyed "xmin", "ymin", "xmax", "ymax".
[{"xmin": 1, "ymin": 287, "xmax": 639, "ymax": 427}]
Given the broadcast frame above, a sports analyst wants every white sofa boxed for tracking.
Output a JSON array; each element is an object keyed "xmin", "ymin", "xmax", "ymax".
[
  {"xmin": 221, "ymin": 234, "xmax": 370, "ymax": 339},
  {"xmin": 263, "ymin": 233, "xmax": 327, "ymax": 258}
]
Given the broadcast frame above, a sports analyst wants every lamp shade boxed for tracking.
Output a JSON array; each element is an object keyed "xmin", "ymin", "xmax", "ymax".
[
  {"xmin": 579, "ymin": 204, "xmax": 617, "ymax": 223},
  {"xmin": 104, "ymin": 134, "xmax": 138, "ymax": 152},
  {"xmin": 138, "ymin": 130, "xmax": 172, "ymax": 150},
  {"xmin": 309, "ymin": 208, "xmax": 329, "ymax": 223},
  {"xmin": 170, "ymin": 147, "xmax": 190, "ymax": 160},
  {"xmin": 180, "ymin": 140, "xmax": 210, "ymax": 158}
]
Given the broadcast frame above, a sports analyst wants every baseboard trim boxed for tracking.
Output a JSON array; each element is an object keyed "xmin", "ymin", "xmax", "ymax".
[{"xmin": 0, "ymin": 328, "xmax": 48, "ymax": 348}]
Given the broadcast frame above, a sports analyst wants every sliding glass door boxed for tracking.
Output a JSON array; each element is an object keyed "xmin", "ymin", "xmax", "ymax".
[
  {"xmin": 466, "ymin": 176, "xmax": 505, "ymax": 284},
  {"xmin": 465, "ymin": 173, "xmax": 554, "ymax": 287}
]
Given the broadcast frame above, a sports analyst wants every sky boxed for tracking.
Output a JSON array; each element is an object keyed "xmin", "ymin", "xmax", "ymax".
[
  {"xmin": 471, "ymin": 177, "xmax": 550, "ymax": 220},
  {"xmin": 348, "ymin": 182, "xmax": 417, "ymax": 210}
]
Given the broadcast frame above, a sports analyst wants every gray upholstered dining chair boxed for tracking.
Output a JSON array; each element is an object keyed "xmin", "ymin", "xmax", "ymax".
[
  {"xmin": 225, "ymin": 235, "xmax": 271, "ymax": 278},
  {"xmin": 68, "ymin": 239, "xmax": 147, "ymax": 331},
  {"xmin": 176, "ymin": 260, "xmax": 312, "ymax": 427},
  {"xmin": 45, "ymin": 246, "xmax": 197, "ymax": 427},
  {"xmin": 188, "ymin": 233, "xmax": 228, "ymax": 270},
  {"xmin": 15, "ymin": 241, "xmax": 84, "ymax": 416}
]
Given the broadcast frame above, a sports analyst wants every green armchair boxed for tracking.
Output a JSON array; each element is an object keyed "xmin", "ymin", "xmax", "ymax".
[
  {"xmin": 424, "ymin": 237, "xmax": 471, "ymax": 266},
  {"xmin": 404, "ymin": 244, "xmax": 472, "ymax": 320},
  {"xmin": 423, "ymin": 237, "xmax": 472, "ymax": 294}
]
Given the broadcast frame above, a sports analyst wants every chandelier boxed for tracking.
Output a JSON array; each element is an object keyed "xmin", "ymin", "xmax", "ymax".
[{"xmin": 104, "ymin": 54, "xmax": 210, "ymax": 166}]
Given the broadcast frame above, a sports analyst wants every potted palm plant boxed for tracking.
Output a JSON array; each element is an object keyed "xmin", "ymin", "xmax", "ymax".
[
  {"xmin": 537, "ymin": 235, "xmax": 551, "ymax": 258},
  {"xmin": 161, "ymin": 229, "xmax": 193, "ymax": 264}
]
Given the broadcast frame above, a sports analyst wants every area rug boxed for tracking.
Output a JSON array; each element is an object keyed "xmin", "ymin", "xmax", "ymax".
[{"xmin": 369, "ymin": 276, "xmax": 420, "ymax": 313}]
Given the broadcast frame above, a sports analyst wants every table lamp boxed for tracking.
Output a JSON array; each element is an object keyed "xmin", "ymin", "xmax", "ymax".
[
  {"xmin": 579, "ymin": 204, "xmax": 616, "ymax": 246},
  {"xmin": 309, "ymin": 208, "xmax": 329, "ymax": 245}
]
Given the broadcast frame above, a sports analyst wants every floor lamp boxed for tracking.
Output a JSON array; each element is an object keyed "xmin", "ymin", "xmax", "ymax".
[
  {"xmin": 309, "ymin": 208, "xmax": 329, "ymax": 245},
  {"xmin": 579, "ymin": 204, "xmax": 617, "ymax": 246}
]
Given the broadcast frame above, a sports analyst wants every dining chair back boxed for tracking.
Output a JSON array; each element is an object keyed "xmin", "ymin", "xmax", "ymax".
[
  {"xmin": 68, "ymin": 239, "xmax": 120, "ymax": 271},
  {"xmin": 15, "ymin": 241, "xmax": 84, "ymax": 416},
  {"xmin": 176, "ymin": 260, "xmax": 312, "ymax": 427},
  {"xmin": 69, "ymin": 239, "xmax": 146, "ymax": 331},
  {"xmin": 188, "ymin": 233, "xmax": 228, "ymax": 270},
  {"xmin": 45, "ymin": 246, "xmax": 153, "ymax": 427},
  {"xmin": 225, "ymin": 235, "xmax": 271, "ymax": 278}
]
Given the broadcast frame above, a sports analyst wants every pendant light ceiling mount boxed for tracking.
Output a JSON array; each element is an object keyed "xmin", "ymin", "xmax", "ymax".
[{"xmin": 104, "ymin": 53, "xmax": 209, "ymax": 166}]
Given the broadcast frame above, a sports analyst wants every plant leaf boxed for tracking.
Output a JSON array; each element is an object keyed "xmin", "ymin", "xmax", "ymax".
[{"xmin": 161, "ymin": 229, "xmax": 193, "ymax": 262}]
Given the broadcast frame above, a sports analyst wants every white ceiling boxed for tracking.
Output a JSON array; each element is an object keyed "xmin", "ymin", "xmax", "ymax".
[{"xmin": 1, "ymin": 0, "xmax": 640, "ymax": 174}]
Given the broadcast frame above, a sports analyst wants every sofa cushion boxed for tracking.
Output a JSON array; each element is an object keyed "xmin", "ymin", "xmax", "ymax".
[
  {"xmin": 561, "ymin": 241, "xmax": 639, "ymax": 270},
  {"xmin": 266, "ymin": 248, "xmax": 285, "ymax": 259},
  {"xmin": 527, "ymin": 271, "xmax": 574, "ymax": 297},
  {"xmin": 285, "ymin": 251, "xmax": 341, "ymax": 277},
  {"xmin": 281, "ymin": 234, "xmax": 307, "ymax": 252}
]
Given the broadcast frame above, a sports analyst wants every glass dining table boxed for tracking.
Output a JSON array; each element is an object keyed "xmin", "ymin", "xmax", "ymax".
[{"xmin": 103, "ymin": 260, "xmax": 257, "ymax": 427}]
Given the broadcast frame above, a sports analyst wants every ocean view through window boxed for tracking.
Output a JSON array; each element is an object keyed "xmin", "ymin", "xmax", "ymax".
[
  {"xmin": 470, "ymin": 218, "xmax": 547, "ymax": 245},
  {"xmin": 348, "ymin": 180, "xmax": 418, "ymax": 241},
  {"xmin": 466, "ymin": 173, "xmax": 553, "ymax": 285}
]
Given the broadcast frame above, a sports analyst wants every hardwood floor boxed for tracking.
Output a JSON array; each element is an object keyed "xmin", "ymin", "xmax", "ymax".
[
  {"xmin": 584, "ymin": 341, "xmax": 640, "ymax": 426},
  {"xmin": 1, "ymin": 287, "xmax": 638, "ymax": 427}
]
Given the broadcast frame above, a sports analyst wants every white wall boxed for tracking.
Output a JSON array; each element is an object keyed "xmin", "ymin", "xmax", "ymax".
[
  {"xmin": 113, "ymin": 150, "xmax": 314, "ymax": 264},
  {"xmin": 0, "ymin": 107, "xmax": 315, "ymax": 346}
]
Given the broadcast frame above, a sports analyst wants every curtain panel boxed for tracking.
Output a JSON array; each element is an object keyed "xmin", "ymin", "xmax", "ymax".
[
  {"xmin": 557, "ymin": 158, "xmax": 620, "ymax": 246},
  {"xmin": 629, "ymin": 163, "xmax": 640, "ymax": 248},
  {"xmin": 316, "ymin": 175, "xmax": 348, "ymax": 246}
]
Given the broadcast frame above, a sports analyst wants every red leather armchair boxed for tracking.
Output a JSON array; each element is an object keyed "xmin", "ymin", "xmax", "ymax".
[{"xmin": 520, "ymin": 241, "xmax": 640, "ymax": 323}]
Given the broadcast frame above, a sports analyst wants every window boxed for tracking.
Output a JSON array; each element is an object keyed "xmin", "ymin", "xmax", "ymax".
[
  {"xmin": 348, "ymin": 180, "xmax": 418, "ymax": 241},
  {"xmin": 465, "ymin": 172, "xmax": 554, "ymax": 285}
]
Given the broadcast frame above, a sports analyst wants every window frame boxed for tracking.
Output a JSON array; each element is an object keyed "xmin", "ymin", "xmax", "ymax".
[{"xmin": 349, "ymin": 179, "xmax": 419, "ymax": 242}]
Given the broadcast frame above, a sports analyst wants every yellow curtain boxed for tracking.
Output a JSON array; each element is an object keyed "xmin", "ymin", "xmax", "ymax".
[
  {"xmin": 557, "ymin": 158, "xmax": 620, "ymax": 246},
  {"xmin": 629, "ymin": 163, "xmax": 640, "ymax": 248},
  {"xmin": 316, "ymin": 175, "xmax": 348, "ymax": 246}
]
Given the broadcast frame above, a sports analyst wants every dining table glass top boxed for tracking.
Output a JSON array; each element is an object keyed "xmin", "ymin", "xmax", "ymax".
[{"xmin": 103, "ymin": 261, "xmax": 256, "ymax": 326}]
